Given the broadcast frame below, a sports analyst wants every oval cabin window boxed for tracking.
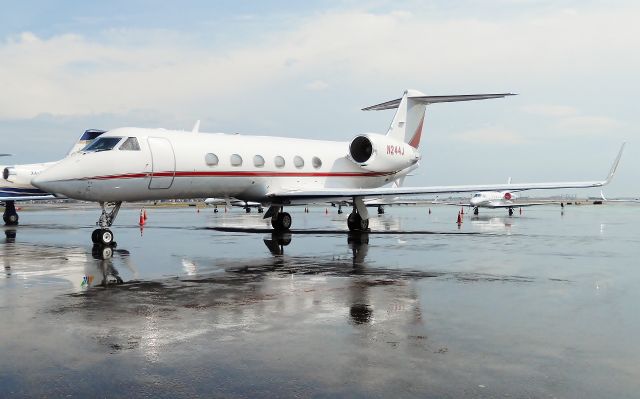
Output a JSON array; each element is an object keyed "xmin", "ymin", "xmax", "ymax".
[
  {"xmin": 293, "ymin": 156, "xmax": 304, "ymax": 169},
  {"xmin": 312, "ymin": 156, "xmax": 322, "ymax": 169},
  {"xmin": 274, "ymin": 155, "xmax": 285, "ymax": 168},
  {"xmin": 230, "ymin": 154, "xmax": 243, "ymax": 166},
  {"xmin": 205, "ymin": 153, "xmax": 219, "ymax": 166},
  {"xmin": 253, "ymin": 155, "xmax": 265, "ymax": 167}
]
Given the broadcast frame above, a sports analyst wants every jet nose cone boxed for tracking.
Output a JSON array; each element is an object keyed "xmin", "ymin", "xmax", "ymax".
[{"xmin": 31, "ymin": 172, "xmax": 56, "ymax": 193}]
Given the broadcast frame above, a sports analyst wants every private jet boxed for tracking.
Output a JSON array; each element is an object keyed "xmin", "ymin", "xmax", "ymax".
[{"xmin": 31, "ymin": 90, "xmax": 624, "ymax": 245}]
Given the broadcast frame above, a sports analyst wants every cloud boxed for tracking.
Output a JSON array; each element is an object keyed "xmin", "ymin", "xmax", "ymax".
[
  {"xmin": 0, "ymin": 4, "xmax": 639, "ymax": 122},
  {"xmin": 520, "ymin": 103, "xmax": 624, "ymax": 135},
  {"xmin": 555, "ymin": 115, "xmax": 624, "ymax": 132},
  {"xmin": 521, "ymin": 104, "xmax": 578, "ymax": 117},
  {"xmin": 451, "ymin": 127, "xmax": 526, "ymax": 144},
  {"xmin": 305, "ymin": 80, "xmax": 328, "ymax": 91}
]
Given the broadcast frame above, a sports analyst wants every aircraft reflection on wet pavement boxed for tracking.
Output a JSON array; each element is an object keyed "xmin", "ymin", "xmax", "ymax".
[{"xmin": 1, "ymin": 230, "xmax": 138, "ymax": 289}]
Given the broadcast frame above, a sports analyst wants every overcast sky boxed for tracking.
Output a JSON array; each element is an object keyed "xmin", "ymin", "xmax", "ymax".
[{"xmin": 0, "ymin": 0, "xmax": 637, "ymax": 196}]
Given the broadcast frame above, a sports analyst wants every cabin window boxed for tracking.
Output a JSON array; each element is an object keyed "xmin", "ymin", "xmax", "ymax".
[
  {"xmin": 293, "ymin": 156, "xmax": 304, "ymax": 169},
  {"xmin": 312, "ymin": 156, "xmax": 322, "ymax": 169},
  {"xmin": 230, "ymin": 154, "xmax": 243, "ymax": 166},
  {"xmin": 119, "ymin": 137, "xmax": 141, "ymax": 151},
  {"xmin": 205, "ymin": 153, "xmax": 219, "ymax": 166},
  {"xmin": 82, "ymin": 137, "xmax": 123, "ymax": 152},
  {"xmin": 253, "ymin": 155, "xmax": 265, "ymax": 167},
  {"xmin": 274, "ymin": 155, "xmax": 285, "ymax": 168}
]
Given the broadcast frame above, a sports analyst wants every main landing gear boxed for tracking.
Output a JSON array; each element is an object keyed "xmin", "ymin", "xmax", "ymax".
[
  {"xmin": 264, "ymin": 197, "xmax": 370, "ymax": 233},
  {"xmin": 508, "ymin": 207, "xmax": 514, "ymax": 216},
  {"xmin": 2, "ymin": 201, "xmax": 19, "ymax": 225},
  {"xmin": 347, "ymin": 211, "xmax": 369, "ymax": 231},
  {"xmin": 91, "ymin": 201, "xmax": 122, "ymax": 245},
  {"xmin": 270, "ymin": 207, "xmax": 292, "ymax": 231},
  {"xmin": 473, "ymin": 207, "xmax": 479, "ymax": 215}
]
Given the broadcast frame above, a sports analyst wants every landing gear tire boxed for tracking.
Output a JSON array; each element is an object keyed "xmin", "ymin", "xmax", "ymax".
[
  {"xmin": 271, "ymin": 212, "xmax": 292, "ymax": 231},
  {"xmin": 347, "ymin": 212, "xmax": 369, "ymax": 231},
  {"xmin": 377, "ymin": 206, "xmax": 385, "ymax": 215},
  {"xmin": 258, "ymin": 207, "xmax": 264, "ymax": 213},
  {"xmin": 214, "ymin": 208, "xmax": 219, "ymax": 213},
  {"xmin": 3, "ymin": 201, "xmax": 19, "ymax": 225},
  {"xmin": 245, "ymin": 207, "xmax": 251, "ymax": 213},
  {"xmin": 91, "ymin": 229, "xmax": 100, "ymax": 244},
  {"xmin": 508, "ymin": 208, "xmax": 514, "ymax": 216},
  {"xmin": 473, "ymin": 207, "xmax": 479, "ymax": 216},
  {"xmin": 3, "ymin": 212, "xmax": 18, "ymax": 225},
  {"xmin": 92, "ymin": 228, "xmax": 114, "ymax": 245}
]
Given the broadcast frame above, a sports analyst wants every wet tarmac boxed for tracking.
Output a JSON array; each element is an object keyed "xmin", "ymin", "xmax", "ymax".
[{"xmin": 1, "ymin": 204, "xmax": 639, "ymax": 398}]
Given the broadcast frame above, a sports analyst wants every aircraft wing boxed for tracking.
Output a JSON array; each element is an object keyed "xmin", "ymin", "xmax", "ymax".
[
  {"xmin": 267, "ymin": 143, "xmax": 624, "ymax": 204},
  {"xmin": 483, "ymin": 201, "xmax": 560, "ymax": 209},
  {"xmin": 1, "ymin": 194, "xmax": 56, "ymax": 201}
]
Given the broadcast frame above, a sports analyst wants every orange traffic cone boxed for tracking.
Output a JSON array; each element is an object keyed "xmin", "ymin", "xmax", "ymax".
[
  {"xmin": 456, "ymin": 212, "xmax": 462, "ymax": 225},
  {"xmin": 519, "ymin": 207, "xmax": 522, "ymax": 215},
  {"xmin": 428, "ymin": 208, "xmax": 431, "ymax": 215},
  {"xmin": 460, "ymin": 206, "xmax": 464, "ymax": 215},
  {"xmin": 139, "ymin": 210, "xmax": 145, "ymax": 226},
  {"xmin": 325, "ymin": 208, "xmax": 328, "ymax": 214}
]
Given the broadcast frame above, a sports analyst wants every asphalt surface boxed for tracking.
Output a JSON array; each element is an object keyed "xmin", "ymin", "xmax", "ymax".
[{"xmin": 1, "ymin": 204, "xmax": 639, "ymax": 398}]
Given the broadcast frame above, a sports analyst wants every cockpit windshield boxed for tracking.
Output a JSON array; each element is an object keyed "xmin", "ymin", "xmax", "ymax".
[
  {"xmin": 473, "ymin": 193, "xmax": 482, "ymax": 198},
  {"xmin": 82, "ymin": 137, "xmax": 123, "ymax": 152}
]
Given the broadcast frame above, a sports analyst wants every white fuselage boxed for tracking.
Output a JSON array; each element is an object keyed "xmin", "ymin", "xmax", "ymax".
[
  {"xmin": 469, "ymin": 191, "xmax": 517, "ymax": 208},
  {"xmin": 33, "ymin": 128, "xmax": 411, "ymax": 203}
]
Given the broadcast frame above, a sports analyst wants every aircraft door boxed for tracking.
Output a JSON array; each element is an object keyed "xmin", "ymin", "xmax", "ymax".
[{"xmin": 148, "ymin": 137, "xmax": 176, "ymax": 189}]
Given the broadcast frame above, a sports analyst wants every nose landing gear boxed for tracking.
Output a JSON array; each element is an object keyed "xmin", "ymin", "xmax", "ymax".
[{"xmin": 91, "ymin": 201, "xmax": 122, "ymax": 245}]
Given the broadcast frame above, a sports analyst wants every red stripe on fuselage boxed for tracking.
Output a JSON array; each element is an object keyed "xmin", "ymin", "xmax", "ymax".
[{"xmin": 88, "ymin": 170, "xmax": 396, "ymax": 180}]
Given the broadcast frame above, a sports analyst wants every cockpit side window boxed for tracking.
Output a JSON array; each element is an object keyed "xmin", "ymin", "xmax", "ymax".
[
  {"xmin": 119, "ymin": 137, "xmax": 141, "ymax": 151},
  {"xmin": 83, "ymin": 137, "xmax": 123, "ymax": 152}
]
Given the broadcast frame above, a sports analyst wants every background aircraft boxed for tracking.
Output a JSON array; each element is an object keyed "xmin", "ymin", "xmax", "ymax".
[
  {"xmin": 31, "ymin": 89, "xmax": 623, "ymax": 245},
  {"xmin": 1, "ymin": 129, "xmax": 106, "ymax": 224},
  {"xmin": 204, "ymin": 197, "xmax": 264, "ymax": 213},
  {"xmin": 436, "ymin": 189, "xmax": 560, "ymax": 216}
]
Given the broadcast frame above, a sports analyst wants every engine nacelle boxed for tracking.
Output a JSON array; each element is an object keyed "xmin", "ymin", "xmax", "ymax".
[
  {"xmin": 3, "ymin": 163, "xmax": 51, "ymax": 185},
  {"xmin": 348, "ymin": 134, "xmax": 420, "ymax": 172}
]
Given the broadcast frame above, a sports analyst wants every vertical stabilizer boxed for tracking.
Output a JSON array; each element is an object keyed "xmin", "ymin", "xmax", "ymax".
[
  {"xmin": 385, "ymin": 90, "xmax": 427, "ymax": 148},
  {"xmin": 67, "ymin": 129, "xmax": 107, "ymax": 155},
  {"xmin": 362, "ymin": 90, "xmax": 515, "ymax": 149}
]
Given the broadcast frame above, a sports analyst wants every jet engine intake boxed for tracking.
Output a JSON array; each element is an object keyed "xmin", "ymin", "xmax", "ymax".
[{"xmin": 348, "ymin": 133, "xmax": 420, "ymax": 173}]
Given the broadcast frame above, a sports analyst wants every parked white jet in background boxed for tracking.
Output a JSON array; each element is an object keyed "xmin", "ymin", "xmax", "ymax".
[
  {"xmin": 204, "ymin": 197, "xmax": 264, "ymax": 213},
  {"xmin": 31, "ymin": 89, "xmax": 624, "ymax": 245},
  {"xmin": 1, "ymin": 129, "xmax": 106, "ymax": 224},
  {"xmin": 437, "ymin": 189, "xmax": 560, "ymax": 216}
]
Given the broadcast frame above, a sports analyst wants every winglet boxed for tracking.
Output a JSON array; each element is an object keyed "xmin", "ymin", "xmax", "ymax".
[
  {"xmin": 603, "ymin": 142, "xmax": 625, "ymax": 185},
  {"xmin": 600, "ymin": 190, "xmax": 608, "ymax": 201},
  {"xmin": 192, "ymin": 120, "xmax": 201, "ymax": 134}
]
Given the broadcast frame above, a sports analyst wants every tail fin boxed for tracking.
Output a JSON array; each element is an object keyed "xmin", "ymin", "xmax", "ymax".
[
  {"xmin": 67, "ymin": 129, "xmax": 107, "ymax": 155},
  {"xmin": 363, "ymin": 90, "xmax": 516, "ymax": 149}
]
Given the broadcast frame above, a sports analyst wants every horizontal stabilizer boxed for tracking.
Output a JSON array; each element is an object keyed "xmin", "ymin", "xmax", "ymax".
[{"xmin": 363, "ymin": 93, "xmax": 516, "ymax": 111}]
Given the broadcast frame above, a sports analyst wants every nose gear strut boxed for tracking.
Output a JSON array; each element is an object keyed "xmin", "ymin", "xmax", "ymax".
[{"xmin": 91, "ymin": 201, "xmax": 122, "ymax": 245}]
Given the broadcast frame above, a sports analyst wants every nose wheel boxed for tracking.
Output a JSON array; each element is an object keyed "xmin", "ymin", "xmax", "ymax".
[
  {"xmin": 92, "ymin": 228, "xmax": 114, "ymax": 245},
  {"xmin": 91, "ymin": 201, "xmax": 122, "ymax": 244}
]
